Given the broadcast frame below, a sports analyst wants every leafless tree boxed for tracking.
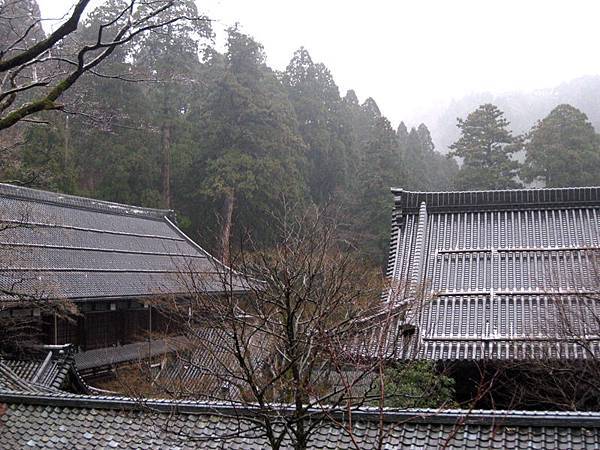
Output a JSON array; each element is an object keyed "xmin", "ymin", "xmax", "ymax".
[
  {"xmin": 150, "ymin": 206, "xmax": 394, "ymax": 449},
  {"xmin": 85, "ymin": 206, "xmax": 455, "ymax": 449}
]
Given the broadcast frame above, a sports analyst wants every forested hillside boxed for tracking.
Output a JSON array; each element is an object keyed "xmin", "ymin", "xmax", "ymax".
[
  {"xmin": 4, "ymin": 1, "xmax": 600, "ymax": 267},
  {"xmin": 0, "ymin": 1, "xmax": 456, "ymax": 265}
]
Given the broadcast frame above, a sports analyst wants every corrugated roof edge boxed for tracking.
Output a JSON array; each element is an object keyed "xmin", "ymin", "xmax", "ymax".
[
  {"xmin": 0, "ymin": 183, "xmax": 174, "ymax": 221},
  {"xmin": 1, "ymin": 389, "xmax": 600, "ymax": 427},
  {"xmin": 391, "ymin": 186, "xmax": 600, "ymax": 212}
]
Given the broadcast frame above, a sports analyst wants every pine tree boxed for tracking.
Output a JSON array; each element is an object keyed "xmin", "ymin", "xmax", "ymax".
[
  {"xmin": 282, "ymin": 48, "xmax": 352, "ymax": 204},
  {"xmin": 404, "ymin": 127, "xmax": 430, "ymax": 190},
  {"xmin": 415, "ymin": 123, "xmax": 458, "ymax": 190},
  {"xmin": 343, "ymin": 96, "xmax": 404, "ymax": 263},
  {"xmin": 133, "ymin": 0, "xmax": 212, "ymax": 208},
  {"xmin": 69, "ymin": 1, "xmax": 156, "ymax": 203},
  {"xmin": 185, "ymin": 29, "xmax": 307, "ymax": 255},
  {"xmin": 0, "ymin": 0, "xmax": 46, "ymax": 181},
  {"xmin": 0, "ymin": 0, "xmax": 45, "ymax": 81},
  {"xmin": 399, "ymin": 123, "xmax": 458, "ymax": 192},
  {"xmin": 450, "ymin": 104, "xmax": 522, "ymax": 190},
  {"xmin": 522, "ymin": 104, "xmax": 600, "ymax": 187},
  {"xmin": 15, "ymin": 0, "xmax": 213, "ymax": 208},
  {"xmin": 5, "ymin": 10, "xmax": 468, "ymax": 265},
  {"xmin": 396, "ymin": 122, "xmax": 409, "ymax": 148}
]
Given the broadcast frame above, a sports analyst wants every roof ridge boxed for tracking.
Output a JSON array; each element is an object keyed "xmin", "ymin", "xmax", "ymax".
[
  {"xmin": 391, "ymin": 186, "xmax": 600, "ymax": 212},
  {"xmin": 391, "ymin": 185, "xmax": 600, "ymax": 195},
  {"xmin": 0, "ymin": 183, "xmax": 173, "ymax": 220},
  {"xmin": 2, "ymin": 390, "xmax": 600, "ymax": 427}
]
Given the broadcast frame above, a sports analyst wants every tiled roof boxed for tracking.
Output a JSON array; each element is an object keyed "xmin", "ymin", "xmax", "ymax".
[
  {"xmin": 1, "ymin": 390, "xmax": 600, "ymax": 449},
  {"xmin": 154, "ymin": 328, "xmax": 242, "ymax": 400},
  {"xmin": 391, "ymin": 186, "xmax": 600, "ymax": 213},
  {"xmin": 73, "ymin": 337, "xmax": 187, "ymax": 372},
  {"xmin": 0, "ymin": 184, "xmax": 249, "ymax": 301},
  {"xmin": 0, "ymin": 362, "xmax": 56, "ymax": 394},
  {"xmin": 0, "ymin": 349, "xmax": 75, "ymax": 393},
  {"xmin": 381, "ymin": 187, "xmax": 600, "ymax": 361}
]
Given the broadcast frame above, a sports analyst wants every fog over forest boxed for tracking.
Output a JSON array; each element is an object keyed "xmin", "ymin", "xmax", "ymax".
[
  {"xmin": 3, "ymin": 0, "xmax": 600, "ymax": 265},
  {"xmin": 420, "ymin": 75, "xmax": 600, "ymax": 153}
]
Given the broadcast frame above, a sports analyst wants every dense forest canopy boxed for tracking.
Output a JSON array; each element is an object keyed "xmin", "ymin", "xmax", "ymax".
[{"xmin": 2, "ymin": 0, "xmax": 600, "ymax": 266}]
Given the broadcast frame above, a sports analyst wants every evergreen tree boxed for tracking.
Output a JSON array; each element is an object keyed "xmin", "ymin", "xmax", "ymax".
[
  {"xmin": 416, "ymin": 123, "xmax": 458, "ymax": 190},
  {"xmin": 383, "ymin": 361, "xmax": 456, "ymax": 408},
  {"xmin": 396, "ymin": 122, "xmax": 409, "ymax": 148},
  {"xmin": 522, "ymin": 104, "xmax": 600, "ymax": 187},
  {"xmin": 403, "ymin": 127, "xmax": 429, "ymax": 190},
  {"xmin": 26, "ymin": 0, "xmax": 169, "ymax": 206},
  {"xmin": 3, "ymin": 12, "xmax": 474, "ymax": 265},
  {"xmin": 0, "ymin": 0, "xmax": 45, "ymax": 86},
  {"xmin": 450, "ymin": 104, "xmax": 522, "ymax": 190},
  {"xmin": 343, "ymin": 89, "xmax": 359, "ymax": 106},
  {"xmin": 0, "ymin": 0, "xmax": 46, "ymax": 181},
  {"xmin": 69, "ymin": 0, "xmax": 158, "ymax": 203},
  {"xmin": 0, "ymin": 0, "xmax": 204, "ymax": 131},
  {"xmin": 133, "ymin": 0, "xmax": 212, "ymax": 208},
  {"xmin": 400, "ymin": 123, "xmax": 458, "ymax": 192},
  {"xmin": 185, "ymin": 29, "xmax": 307, "ymax": 256},
  {"xmin": 344, "ymin": 96, "xmax": 404, "ymax": 263},
  {"xmin": 282, "ymin": 48, "xmax": 352, "ymax": 204},
  {"xmin": 430, "ymin": 151, "xmax": 459, "ymax": 191}
]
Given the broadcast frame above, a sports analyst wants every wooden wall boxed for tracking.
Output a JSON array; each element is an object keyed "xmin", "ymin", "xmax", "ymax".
[{"xmin": 43, "ymin": 300, "xmax": 174, "ymax": 350}]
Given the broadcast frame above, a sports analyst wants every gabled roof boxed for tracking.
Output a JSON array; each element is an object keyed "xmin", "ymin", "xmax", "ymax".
[
  {"xmin": 1, "ymin": 390, "xmax": 600, "ymax": 449},
  {"xmin": 381, "ymin": 186, "xmax": 600, "ymax": 361},
  {"xmin": 0, "ymin": 184, "xmax": 249, "ymax": 301}
]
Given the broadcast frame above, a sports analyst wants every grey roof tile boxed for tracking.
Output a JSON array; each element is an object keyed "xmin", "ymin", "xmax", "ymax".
[
  {"xmin": 0, "ymin": 350, "xmax": 77, "ymax": 394},
  {"xmin": 1, "ymin": 390, "xmax": 600, "ymax": 449},
  {"xmin": 381, "ymin": 187, "xmax": 600, "ymax": 360},
  {"xmin": 0, "ymin": 184, "xmax": 249, "ymax": 301}
]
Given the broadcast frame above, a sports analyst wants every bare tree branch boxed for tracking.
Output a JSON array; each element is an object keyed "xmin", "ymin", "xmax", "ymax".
[
  {"xmin": 0, "ymin": 0, "xmax": 90, "ymax": 72},
  {"xmin": 0, "ymin": 0, "xmax": 210, "ymax": 131}
]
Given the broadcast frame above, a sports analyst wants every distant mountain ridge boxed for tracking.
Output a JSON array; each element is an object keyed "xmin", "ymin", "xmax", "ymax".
[{"xmin": 420, "ymin": 75, "xmax": 600, "ymax": 153}]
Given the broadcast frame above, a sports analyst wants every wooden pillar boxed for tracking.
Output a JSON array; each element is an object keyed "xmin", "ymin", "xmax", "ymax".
[
  {"xmin": 147, "ymin": 305, "xmax": 153, "ymax": 357},
  {"xmin": 53, "ymin": 313, "xmax": 58, "ymax": 345}
]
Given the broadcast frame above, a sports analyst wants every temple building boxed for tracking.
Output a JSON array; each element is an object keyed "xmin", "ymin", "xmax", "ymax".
[
  {"xmin": 2, "ymin": 184, "xmax": 600, "ymax": 447},
  {"xmin": 0, "ymin": 183, "xmax": 248, "ymax": 373},
  {"xmin": 365, "ymin": 186, "xmax": 600, "ymax": 408}
]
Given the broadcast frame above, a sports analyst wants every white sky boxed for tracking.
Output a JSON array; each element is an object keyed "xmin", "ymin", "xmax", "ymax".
[{"xmin": 38, "ymin": 0, "xmax": 600, "ymax": 126}]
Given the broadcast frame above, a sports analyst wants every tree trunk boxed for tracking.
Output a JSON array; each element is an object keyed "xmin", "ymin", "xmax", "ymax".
[
  {"xmin": 294, "ymin": 420, "xmax": 307, "ymax": 450},
  {"xmin": 220, "ymin": 187, "xmax": 235, "ymax": 265},
  {"xmin": 63, "ymin": 114, "xmax": 70, "ymax": 169},
  {"xmin": 60, "ymin": 113, "xmax": 80, "ymax": 191},
  {"xmin": 62, "ymin": 114, "xmax": 71, "ymax": 190},
  {"xmin": 161, "ymin": 123, "xmax": 172, "ymax": 209}
]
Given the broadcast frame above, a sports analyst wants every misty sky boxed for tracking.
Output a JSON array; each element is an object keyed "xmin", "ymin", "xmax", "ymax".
[{"xmin": 38, "ymin": 0, "xmax": 600, "ymax": 126}]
